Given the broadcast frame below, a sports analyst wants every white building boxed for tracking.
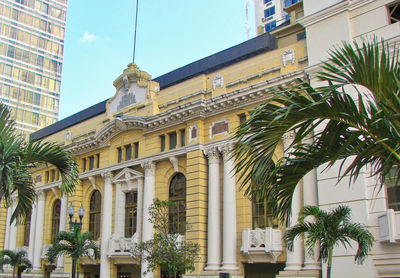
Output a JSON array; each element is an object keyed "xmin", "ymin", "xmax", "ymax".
[{"xmin": 254, "ymin": 0, "xmax": 301, "ymax": 35}]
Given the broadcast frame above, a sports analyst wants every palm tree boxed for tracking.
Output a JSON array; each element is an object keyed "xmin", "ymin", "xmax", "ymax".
[
  {"xmin": 285, "ymin": 205, "xmax": 374, "ymax": 278},
  {"xmin": 233, "ymin": 39, "xmax": 400, "ymax": 222},
  {"xmin": 0, "ymin": 103, "xmax": 79, "ymax": 223},
  {"xmin": 46, "ymin": 226, "xmax": 99, "ymax": 278},
  {"xmin": 0, "ymin": 249, "xmax": 32, "ymax": 278}
]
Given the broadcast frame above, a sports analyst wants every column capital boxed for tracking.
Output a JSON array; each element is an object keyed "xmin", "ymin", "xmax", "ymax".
[
  {"xmin": 37, "ymin": 190, "xmax": 45, "ymax": 201},
  {"xmin": 218, "ymin": 143, "xmax": 234, "ymax": 160},
  {"xmin": 101, "ymin": 171, "xmax": 113, "ymax": 180},
  {"xmin": 204, "ymin": 146, "xmax": 220, "ymax": 164},
  {"xmin": 142, "ymin": 160, "xmax": 156, "ymax": 176}
]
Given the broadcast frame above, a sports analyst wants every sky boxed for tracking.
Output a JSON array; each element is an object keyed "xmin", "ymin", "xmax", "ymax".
[{"xmin": 58, "ymin": 0, "xmax": 256, "ymax": 120}]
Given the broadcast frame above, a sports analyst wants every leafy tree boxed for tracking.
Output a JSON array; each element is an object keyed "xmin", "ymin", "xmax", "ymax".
[
  {"xmin": 0, "ymin": 249, "xmax": 32, "ymax": 278},
  {"xmin": 46, "ymin": 226, "xmax": 99, "ymax": 278},
  {"xmin": 233, "ymin": 39, "xmax": 400, "ymax": 222},
  {"xmin": 285, "ymin": 205, "xmax": 374, "ymax": 278},
  {"xmin": 131, "ymin": 199, "xmax": 200, "ymax": 278},
  {"xmin": 0, "ymin": 103, "xmax": 79, "ymax": 223}
]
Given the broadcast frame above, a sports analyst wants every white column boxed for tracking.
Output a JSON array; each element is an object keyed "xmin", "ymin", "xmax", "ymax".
[
  {"xmin": 8, "ymin": 200, "xmax": 17, "ymax": 251},
  {"xmin": 136, "ymin": 177, "xmax": 144, "ymax": 243},
  {"xmin": 56, "ymin": 194, "xmax": 68, "ymax": 269},
  {"xmin": 220, "ymin": 144, "xmax": 239, "ymax": 271},
  {"xmin": 283, "ymin": 132, "xmax": 303, "ymax": 271},
  {"xmin": 33, "ymin": 191, "xmax": 45, "ymax": 270},
  {"xmin": 141, "ymin": 161, "xmax": 156, "ymax": 278},
  {"xmin": 100, "ymin": 172, "xmax": 113, "ymax": 278},
  {"xmin": 114, "ymin": 182, "xmax": 124, "ymax": 237},
  {"xmin": 28, "ymin": 199, "xmax": 38, "ymax": 262},
  {"xmin": 204, "ymin": 147, "xmax": 221, "ymax": 271},
  {"xmin": 4, "ymin": 206, "xmax": 12, "ymax": 250}
]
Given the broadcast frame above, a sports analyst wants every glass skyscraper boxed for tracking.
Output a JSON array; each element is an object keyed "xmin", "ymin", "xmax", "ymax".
[{"xmin": 0, "ymin": 0, "xmax": 67, "ymax": 134}]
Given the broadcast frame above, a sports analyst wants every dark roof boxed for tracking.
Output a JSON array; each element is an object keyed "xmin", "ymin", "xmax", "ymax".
[
  {"xmin": 30, "ymin": 33, "xmax": 277, "ymax": 141},
  {"xmin": 30, "ymin": 99, "xmax": 108, "ymax": 141},
  {"xmin": 154, "ymin": 32, "xmax": 277, "ymax": 89}
]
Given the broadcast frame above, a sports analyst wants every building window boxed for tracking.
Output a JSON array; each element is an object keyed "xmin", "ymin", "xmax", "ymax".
[
  {"xmin": 180, "ymin": 129, "xmax": 186, "ymax": 147},
  {"xmin": 23, "ymin": 211, "xmax": 31, "ymax": 246},
  {"xmin": 89, "ymin": 190, "xmax": 102, "ymax": 240},
  {"xmin": 125, "ymin": 192, "xmax": 137, "ymax": 238},
  {"xmin": 160, "ymin": 135, "xmax": 166, "ymax": 152},
  {"xmin": 50, "ymin": 169, "xmax": 56, "ymax": 182},
  {"xmin": 117, "ymin": 147, "xmax": 123, "ymax": 163},
  {"xmin": 96, "ymin": 154, "xmax": 100, "ymax": 168},
  {"xmin": 265, "ymin": 20, "xmax": 277, "ymax": 32},
  {"xmin": 252, "ymin": 198, "xmax": 278, "ymax": 229},
  {"xmin": 264, "ymin": 0, "xmax": 272, "ymax": 4},
  {"xmin": 82, "ymin": 158, "xmax": 86, "ymax": 172},
  {"xmin": 389, "ymin": 3, "xmax": 400, "ymax": 23},
  {"xmin": 51, "ymin": 199, "xmax": 61, "ymax": 242},
  {"xmin": 169, "ymin": 132, "xmax": 177, "ymax": 150},
  {"xmin": 169, "ymin": 173, "xmax": 186, "ymax": 235},
  {"xmin": 264, "ymin": 6, "xmax": 275, "ymax": 18},
  {"xmin": 125, "ymin": 145, "xmax": 132, "ymax": 161},
  {"xmin": 238, "ymin": 113, "xmax": 247, "ymax": 125},
  {"xmin": 134, "ymin": 142, "xmax": 139, "ymax": 158},
  {"xmin": 89, "ymin": 156, "xmax": 94, "ymax": 170}
]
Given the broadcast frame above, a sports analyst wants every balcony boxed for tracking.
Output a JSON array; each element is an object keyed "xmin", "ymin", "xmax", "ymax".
[
  {"xmin": 284, "ymin": 0, "xmax": 301, "ymax": 8},
  {"xmin": 241, "ymin": 228, "xmax": 283, "ymax": 263},
  {"xmin": 378, "ymin": 209, "xmax": 400, "ymax": 242}
]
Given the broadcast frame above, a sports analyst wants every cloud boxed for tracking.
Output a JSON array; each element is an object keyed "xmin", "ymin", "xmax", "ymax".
[{"xmin": 79, "ymin": 31, "xmax": 97, "ymax": 43}]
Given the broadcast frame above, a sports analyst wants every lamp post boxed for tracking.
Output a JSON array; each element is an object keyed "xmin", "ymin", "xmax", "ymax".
[{"xmin": 67, "ymin": 203, "xmax": 84, "ymax": 278}]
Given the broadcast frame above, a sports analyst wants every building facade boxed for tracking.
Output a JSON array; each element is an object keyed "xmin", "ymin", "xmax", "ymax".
[
  {"xmin": 0, "ymin": 2, "xmax": 311, "ymax": 278},
  {"xmin": 0, "ymin": 0, "xmax": 67, "ymax": 134}
]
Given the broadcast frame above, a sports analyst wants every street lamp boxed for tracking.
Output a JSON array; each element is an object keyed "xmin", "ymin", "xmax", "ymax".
[{"xmin": 67, "ymin": 203, "xmax": 84, "ymax": 278}]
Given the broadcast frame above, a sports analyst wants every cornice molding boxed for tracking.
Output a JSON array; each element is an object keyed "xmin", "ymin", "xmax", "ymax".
[
  {"xmin": 64, "ymin": 69, "xmax": 305, "ymax": 155},
  {"xmin": 298, "ymin": 0, "xmax": 349, "ymax": 27}
]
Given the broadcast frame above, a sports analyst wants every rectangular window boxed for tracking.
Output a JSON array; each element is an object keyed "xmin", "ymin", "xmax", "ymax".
[
  {"xmin": 117, "ymin": 147, "xmax": 122, "ymax": 163},
  {"xmin": 169, "ymin": 132, "xmax": 177, "ymax": 150},
  {"xmin": 82, "ymin": 158, "xmax": 86, "ymax": 172},
  {"xmin": 265, "ymin": 20, "xmax": 277, "ymax": 32},
  {"xmin": 297, "ymin": 31, "xmax": 306, "ymax": 41},
  {"xmin": 263, "ymin": 0, "xmax": 272, "ymax": 4},
  {"xmin": 50, "ymin": 169, "xmax": 56, "ymax": 182},
  {"xmin": 252, "ymin": 199, "xmax": 278, "ymax": 229},
  {"xmin": 389, "ymin": 3, "xmax": 400, "ymax": 24},
  {"xmin": 238, "ymin": 113, "xmax": 247, "ymax": 125},
  {"xmin": 89, "ymin": 156, "xmax": 94, "ymax": 170},
  {"xmin": 96, "ymin": 154, "xmax": 100, "ymax": 168},
  {"xmin": 125, "ymin": 144, "xmax": 132, "ymax": 161},
  {"xmin": 160, "ymin": 135, "xmax": 166, "ymax": 152},
  {"xmin": 45, "ymin": 171, "xmax": 49, "ymax": 183},
  {"xmin": 134, "ymin": 142, "xmax": 139, "ymax": 159},
  {"xmin": 180, "ymin": 129, "xmax": 186, "ymax": 147},
  {"xmin": 264, "ymin": 6, "xmax": 275, "ymax": 18}
]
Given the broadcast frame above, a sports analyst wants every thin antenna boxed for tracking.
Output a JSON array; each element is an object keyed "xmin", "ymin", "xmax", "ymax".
[{"xmin": 133, "ymin": 0, "xmax": 139, "ymax": 63}]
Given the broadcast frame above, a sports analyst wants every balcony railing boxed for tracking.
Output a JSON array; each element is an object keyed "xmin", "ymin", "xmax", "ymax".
[
  {"xmin": 241, "ymin": 228, "xmax": 283, "ymax": 263},
  {"xmin": 378, "ymin": 209, "xmax": 400, "ymax": 242},
  {"xmin": 284, "ymin": 0, "xmax": 301, "ymax": 8}
]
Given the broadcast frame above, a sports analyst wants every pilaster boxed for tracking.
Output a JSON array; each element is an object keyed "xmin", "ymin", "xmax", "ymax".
[
  {"xmin": 33, "ymin": 191, "xmax": 45, "ymax": 271},
  {"xmin": 100, "ymin": 171, "xmax": 113, "ymax": 278}
]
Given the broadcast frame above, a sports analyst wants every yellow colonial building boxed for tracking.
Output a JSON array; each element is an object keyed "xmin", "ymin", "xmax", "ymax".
[{"xmin": 0, "ymin": 2, "xmax": 316, "ymax": 278}]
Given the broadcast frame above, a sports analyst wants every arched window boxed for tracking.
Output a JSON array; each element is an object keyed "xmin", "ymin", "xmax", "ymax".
[
  {"xmin": 89, "ymin": 190, "xmax": 101, "ymax": 239},
  {"xmin": 125, "ymin": 191, "xmax": 137, "ymax": 237},
  {"xmin": 169, "ymin": 173, "xmax": 186, "ymax": 234},
  {"xmin": 51, "ymin": 199, "xmax": 61, "ymax": 242}
]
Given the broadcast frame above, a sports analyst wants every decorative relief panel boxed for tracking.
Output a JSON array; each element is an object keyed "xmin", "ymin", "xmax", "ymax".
[
  {"xmin": 212, "ymin": 74, "xmax": 224, "ymax": 90},
  {"xmin": 282, "ymin": 49, "xmax": 295, "ymax": 67},
  {"xmin": 210, "ymin": 120, "xmax": 229, "ymax": 139},
  {"xmin": 34, "ymin": 174, "xmax": 43, "ymax": 185},
  {"xmin": 189, "ymin": 125, "xmax": 198, "ymax": 142}
]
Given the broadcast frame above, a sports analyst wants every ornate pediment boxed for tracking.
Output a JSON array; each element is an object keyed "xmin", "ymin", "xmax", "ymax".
[
  {"xmin": 107, "ymin": 63, "xmax": 159, "ymax": 117},
  {"xmin": 113, "ymin": 167, "xmax": 143, "ymax": 184}
]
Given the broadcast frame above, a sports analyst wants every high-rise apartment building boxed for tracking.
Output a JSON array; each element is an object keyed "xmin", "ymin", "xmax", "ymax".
[
  {"xmin": 254, "ymin": 0, "xmax": 301, "ymax": 35},
  {"xmin": 0, "ymin": 0, "xmax": 67, "ymax": 134}
]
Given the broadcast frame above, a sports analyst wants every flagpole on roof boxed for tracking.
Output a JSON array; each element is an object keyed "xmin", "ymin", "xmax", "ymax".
[{"xmin": 133, "ymin": 0, "xmax": 139, "ymax": 63}]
